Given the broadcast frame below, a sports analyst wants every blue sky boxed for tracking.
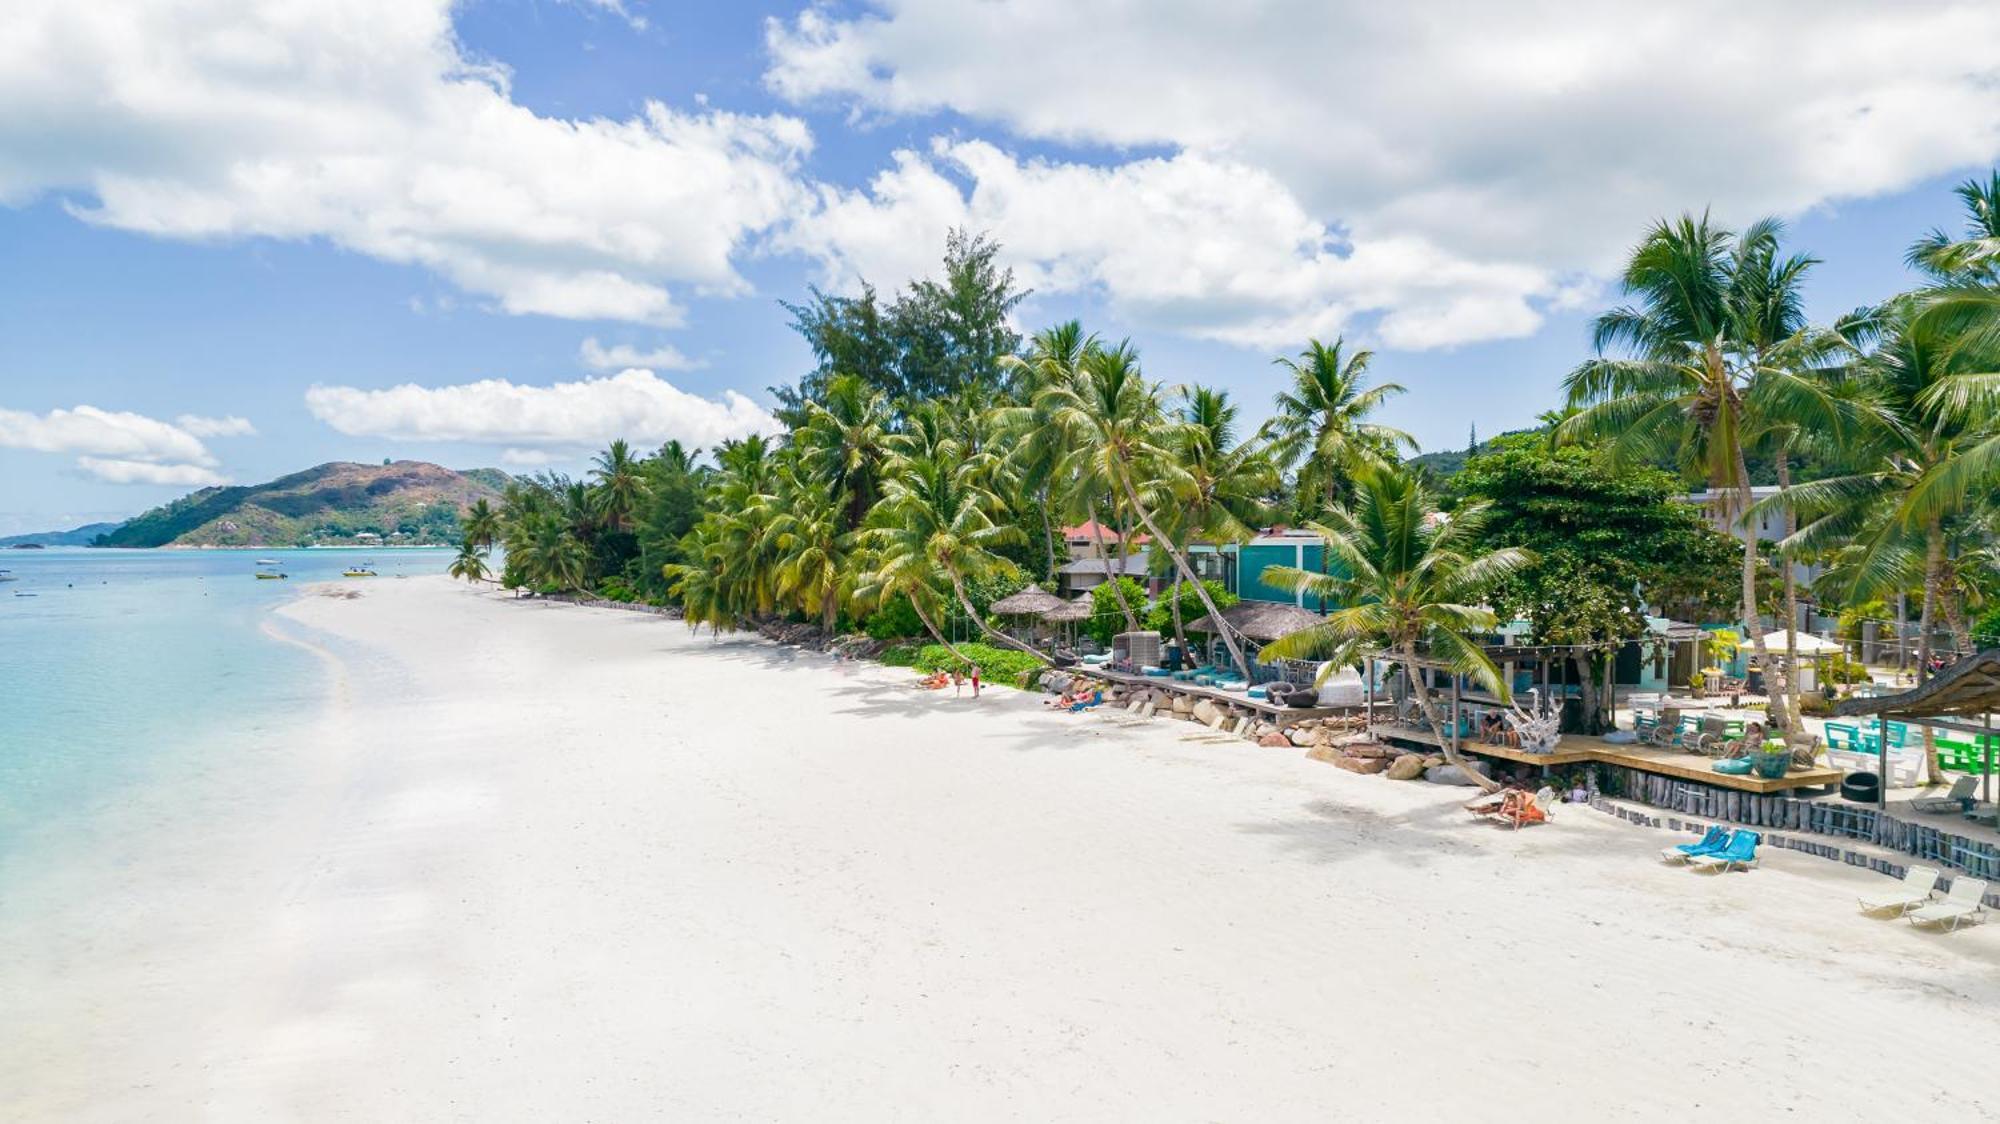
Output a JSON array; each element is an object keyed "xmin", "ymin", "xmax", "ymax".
[{"xmin": 4, "ymin": 0, "xmax": 1998, "ymax": 535}]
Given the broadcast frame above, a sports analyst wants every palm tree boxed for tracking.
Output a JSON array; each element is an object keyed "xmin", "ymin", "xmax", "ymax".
[
  {"xmin": 1270, "ymin": 337, "xmax": 1412, "ymax": 513},
  {"xmin": 1908, "ymin": 172, "xmax": 2000, "ymax": 284},
  {"xmin": 798, "ymin": 373, "xmax": 894, "ymax": 531},
  {"xmin": 1040, "ymin": 342, "xmax": 1252, "ymax": 678},
  {"xmin": 462, "ymin": 498, "xmax": 500, "ymax": 551},
  {"xmin": 765, "ymin": 466, "xmax": 851, "ymax": 632},
  {"xmin": 999, "ymin": 322, "xmax": 1137, "ymax": 622},
  {"xmin": 590, "ymin": 439, "xmax": 647, "ymax": 532},
  {"xmin": 1560, "ymin": 215, "xmax": 1847, "ymax": 730},
  {"xmin": 1159, "ymin": 386, "xmax": 1278, "ymax": 647},
  {"xmin": 866, "ymin": 441, "xmax": 1047, "ymax": 663},
  {"xmin": 1259, "ymin": 468, "xmax": 1532, "ymax": 792},
  {"xmin": 448, "ymin": 541, "xmax": 490, "ymax": 585}
]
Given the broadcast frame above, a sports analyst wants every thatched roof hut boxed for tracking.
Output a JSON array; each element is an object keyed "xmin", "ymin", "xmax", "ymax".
[
  {"xmin": 1184, "ymin": 601, "xmax": 1327, "ymax": 643},
  {"xmin": 990, "ymin": 583, "xmax": 1066, "ymax": 616},
  {"xmin": 1043, "ymin": 593, "xmax": 1093, "ymax": 623}
]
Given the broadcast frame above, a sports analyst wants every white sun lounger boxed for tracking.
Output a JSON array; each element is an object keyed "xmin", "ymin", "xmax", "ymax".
[
  {"xmin": 1910, "ymin": 777, "xmax": 1979, "ymax": 815},
  {"xmin": 1906, "ymin": 877, "xmax": 1990, "ymax": 932},
  {"xmin": 1857, "ymin": 865, "xmax": 1940, "ymax": 916}
]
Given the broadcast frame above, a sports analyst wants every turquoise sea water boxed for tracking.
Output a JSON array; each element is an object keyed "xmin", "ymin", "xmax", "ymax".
[{"xmin": 0, "ymin": 547, "xmax": 451, "ymax": 873}]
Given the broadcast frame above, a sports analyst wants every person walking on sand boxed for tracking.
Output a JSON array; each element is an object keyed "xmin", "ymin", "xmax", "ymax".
[
  {"xmin": 952, "ymin": 668, "xmax": 963, "ymax": 697},
  {"xmin": 970, "ymin": 663, "xmax": 982, "ymax": 699}
]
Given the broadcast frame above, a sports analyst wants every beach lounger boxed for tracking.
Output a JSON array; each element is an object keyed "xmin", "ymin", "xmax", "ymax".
[
  {"xmin": 1857, "ymin": 865, "xmax": 1941, "ymax": 916},
  {"xmin": 1660, "ymin": 825, "xmax": 1729, "ymax": 864},
  {"xmin": 1687, "ymin": 829, "xmax": 1760, "ymax": 873},
  {"xmin": 1911, "ymin": 777, "xmax": 1979, "ymax": 815},
  {"xmin": 1906, "ymin": 878, "xmax": 1990, "ymax": 932}
]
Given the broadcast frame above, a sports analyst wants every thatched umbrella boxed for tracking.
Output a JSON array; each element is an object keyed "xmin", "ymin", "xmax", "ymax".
[
  {"xmin": 990, "ymin": 583, "xmax": 1065, "ymax": 616},
  {"xmin": 1043, "ymin": 592, "xmax": 1094, "ymax": 650},
  {"xmin": 1185, "ymin": 601, "xmax": 1327, "ymax": 644}
]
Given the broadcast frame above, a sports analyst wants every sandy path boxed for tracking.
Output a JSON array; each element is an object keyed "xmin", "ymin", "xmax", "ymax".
[{"xmin": 7, "ymin": 575, "xmax": 2000, "ymax": 1121}]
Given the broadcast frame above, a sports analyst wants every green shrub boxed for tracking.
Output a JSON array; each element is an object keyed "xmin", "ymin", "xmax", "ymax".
[
  {"xmin": 1144, "ymin": 580, "xmax": 1237, "ymax": 635},
  {"xmin": 1085, "ymin": 577, "xmax": 1149, "ymax": 645},
  {"xmin": 864, "ymin": 595, "xmax": 925, "ymax": 641},
  {"xmin": 885, "ymin": 642, "xmax": 1046, "ymax": 689},
  {"xmin": 596, "ymin": 576, "xmax": 638, "ymax": 603}
]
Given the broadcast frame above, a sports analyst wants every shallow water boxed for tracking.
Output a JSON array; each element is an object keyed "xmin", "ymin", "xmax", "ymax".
[{"xmin": 0, "ymin": 547, "xmax": 451, "ymax": 876}]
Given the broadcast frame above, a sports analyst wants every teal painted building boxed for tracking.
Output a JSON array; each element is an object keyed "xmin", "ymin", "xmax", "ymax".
[{"xmin": 1225, "ymin": 531, "xmax": 1336, "ymax": 612}]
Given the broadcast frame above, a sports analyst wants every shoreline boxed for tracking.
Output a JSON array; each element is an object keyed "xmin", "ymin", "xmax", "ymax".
[{"xmin": 6, "ymin": 575, "xmax": 2000, "ymax": 1120}]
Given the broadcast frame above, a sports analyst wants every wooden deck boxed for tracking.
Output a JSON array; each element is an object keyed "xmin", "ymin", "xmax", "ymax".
[{"xmin": 1371, "ymin": 723, "xmax": 1845, "ymax": 793}]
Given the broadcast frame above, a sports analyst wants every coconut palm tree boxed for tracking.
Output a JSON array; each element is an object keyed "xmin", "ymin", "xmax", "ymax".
[
  {"xmin": 1259, "ymin": 468, "xmax": 1533, "ymax": 793},
  {"xmin": 1270, "ymin": 337, "xmax": 1413, "ymax": 513},
  {"xmin": 448, "ymin": 541, "xmax": 490, "ymax": 585},
  {"xmin": 461, "ymin": 498, "xmax": 500, "ymax": 551},
  {"xmin": 1561, "ymin": 214, "xmax": 1848, "ymax": 730},
  {"xmin": 866, "ymin": 441, "xmax": 1046, "ymax": 663},
  {"xmin": 798, "ymin": 373, "xmax": 894, "ymax": 531},
  {"xmin": 1040, "ymin": 342, "xmax": 1252, "ymax": 678},
  {"xmin": 999, "ymin": 322, "xmax": 1138, "ymax": 624},
  {"xmin": 765, "ymin": 466, "xmax": 852, "ymax": 632},
  {"xmin": 591, "ymin": 438, "xmax": 646, "ymax": 532},
  {"xmin": 1158, "ymin": 386, "xmax": 1279, "ymax": 647}
]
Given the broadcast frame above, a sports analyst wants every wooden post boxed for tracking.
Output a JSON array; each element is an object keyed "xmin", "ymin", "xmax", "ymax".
[
  {"xmin": 1878, "ymin": 713, "xmax": 1890, "ymax": 811},
  {"xmin": 1986, "ymin": 711, "xmax": 1994, "ymax": 809},
  {"xmin": 1451, "ymin": 674, "xmax": 1461, "ymax": 758},
  {"xmin": 1364, "ymin": 656, "xmax": 1375, "ymax": 742}
]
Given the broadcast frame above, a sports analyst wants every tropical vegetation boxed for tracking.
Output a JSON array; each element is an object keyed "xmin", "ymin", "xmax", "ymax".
[{"xmin": 466, "ymin": 172, "xmax": 2000, "ymax": 750}]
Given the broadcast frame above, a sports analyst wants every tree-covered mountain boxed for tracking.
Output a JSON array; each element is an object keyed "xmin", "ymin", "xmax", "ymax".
[{"xmin": 96, "ymin": 461, "xmax": 508, "ymax": 548}]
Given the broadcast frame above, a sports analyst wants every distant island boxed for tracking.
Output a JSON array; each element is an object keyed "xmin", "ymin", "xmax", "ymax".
[
  {"xmin": 0, "ymin": 521, "xmax": 124, "ymax": 548},
  {"xmin": 90, "ymin": 460, "xmax": 509, "ymax": 549}
]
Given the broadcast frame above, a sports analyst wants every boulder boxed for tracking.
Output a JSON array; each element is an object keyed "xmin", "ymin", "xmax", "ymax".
[
  {"xmin": 1171, "ymin": 695, "xmax": 1195, "ymax": 716},
  {"xmin": 1423, "ymin": 755, "xmax": 1447, "ymax": 768},
  {"xmin": 1258, "ymin": 732, "xmax": 1292, "ymax": 748},
  {"xmin": 1190, "ymin": 699, "xmax": 1220, "ymax": 726},
  {"xmin": 1385, "ymin": 755, "xmax": 1427, "ymax": 781},
  {"xmin": 1288, "ymin": 727, "xmax": 1317, "ymax": 748},
  {"xmin": 1423, "ymin": 762, "xmax": 1493, "ymax": 786},
  {"xmin": 1334, "ymin": 755, "xmax": 1391, "ymax": 775},
  {"xmin": 1304, "ymin": 744, "xmax": 1343, "ymax": 766},
  {"xmin": 1343, "ymin": 741, "xmax": 1396, "ymax": 759}
]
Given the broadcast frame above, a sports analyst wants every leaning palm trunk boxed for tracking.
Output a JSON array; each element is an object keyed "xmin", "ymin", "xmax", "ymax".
[
  {"xmin": 1920, "ymin": 521, "xmax": 1945, "ymax": 783},
  {"xmin": 1775, "ymin": 446, "xmax": 1802, "ymax": 732},
  {"xmin": 1942, "ymin": 562, "xmax": 1974, "ymax": 659},
  {"xmin": 948, "ymin": 569, "xmax": 1051, "ymax": 665},
  {"xmin": 1169, "ymin": 572, "xmax": 1189, "ymax": 655},
  {"xmin": 1733, "ymin": 448, "xmax": 1789, "ymax": 730},
  {"xmin": 1402, "ymin": 642, "xmax": 1499, "ymax": 793},
  {"xmin": 910, "ymin": 597, "xmax": 978, "ymax": 667},
  {"xmin": 1086, "ymin": 501, "xmax": 1139, "ymax": 630},
  {"xmin": 1113, "ymin": 466, "xmax": 1251, "ymax": 680}
]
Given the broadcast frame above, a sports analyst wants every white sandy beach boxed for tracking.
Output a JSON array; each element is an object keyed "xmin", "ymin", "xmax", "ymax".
[{"xmin": 7, "ymin": 574, "xmax": 2000, "ymax": 1121}]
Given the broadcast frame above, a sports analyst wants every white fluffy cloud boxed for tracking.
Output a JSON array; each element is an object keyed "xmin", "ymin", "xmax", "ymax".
[
  {"xmin": 175, "ymin": 414, "xmax": 258, "ymax": 438},
  {"xmin": 304, "ymin": 370, "xmax": 780, "ymax": 450},
  {"xmin": 1, "ymin": 0, "xmax": 811, "ymax": 327},
  {"xmin": 579, "ymin": 337, "xmax": 705, "ymax": 372},
  {"xmin": 74, "ymin": 457, "xmax": 228, "ymax": 487},
  {"xmin": 768, "ymin": 0, "xmax": 2000, "ymax": 346},
  {"xmin": 0, "ymin": 404, "xmax": 239, "ymax": 484},
  {"xmin": 779, "ymin": 139, "xmax": 1551, "ymax": 348}
]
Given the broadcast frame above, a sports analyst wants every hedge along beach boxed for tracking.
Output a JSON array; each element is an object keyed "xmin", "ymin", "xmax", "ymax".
[{"xmin": 5, "ymin": 574, "xmax": 1999, "ymax": 1121}]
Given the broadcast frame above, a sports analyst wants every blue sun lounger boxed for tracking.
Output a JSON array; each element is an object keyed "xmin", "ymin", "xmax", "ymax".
[
  {"xmin": 1659, "ymin": 825, "xmax": 1729, "ymax": 864},
  {"xmin": 1688, "ymin": 829, "xmax": 1760, "ymax": 873}
]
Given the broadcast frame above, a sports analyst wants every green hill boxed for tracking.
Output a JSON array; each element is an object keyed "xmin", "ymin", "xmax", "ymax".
[{"xmin": 97, "ymin": 461, "xmax": 508, "ymax": 548}]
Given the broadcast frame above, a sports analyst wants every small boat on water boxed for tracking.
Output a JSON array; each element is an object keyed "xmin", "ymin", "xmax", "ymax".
[
  {"xmin": 255, "ymin": 559, "xmax": 288, "ymax": 579},
  {"xmin": 0, "ymin": 570, "xmax": 15, "ymax": 582},
  {"xmin": 341, "ymin": 562, "xmax": 378, "ymax": 577}
]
